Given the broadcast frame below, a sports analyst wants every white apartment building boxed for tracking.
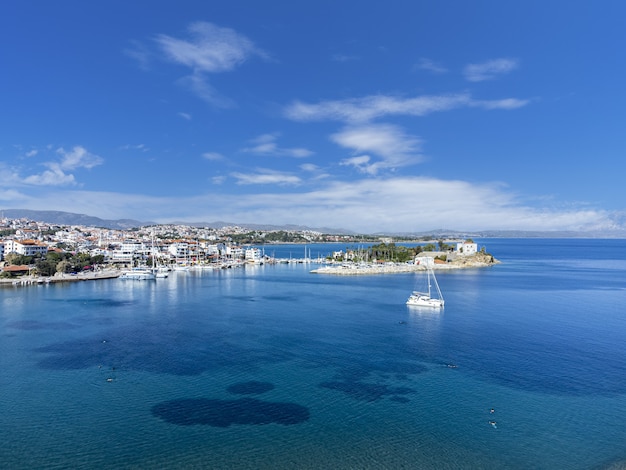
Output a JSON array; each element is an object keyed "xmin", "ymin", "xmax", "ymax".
[
  {"xmin": 169, "ymin": 242, "xmax": 189, "ymax": 259},
  {"xmin": 0, "ymin": 241, "xmax": 4, "ymax": 261},
  {"xmin": 107, "ymin": 241, "xmax": 147, "ymax": 263},
  {"xmin": 222, "ymin": 245, "xmax": 244, "ymax": 260},
  {"xmin": 4, "ymin": 239, "xmax": 49, "ymax": 257},
  {"xmin": 204, "ymin": 244, "xmax": 221, "ymax": 257},
  {"xmin": 245, "ymin": 248, "xmax": 263, "ymax": 263}
]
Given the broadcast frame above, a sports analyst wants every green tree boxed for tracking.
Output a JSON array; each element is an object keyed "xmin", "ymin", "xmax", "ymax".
[
  {"xmin": 4, "ymin": 253, "xmax": 32, "ymax": 265},
  {"xmin": 35, "ymin": 258, "xmax": 57, "ymax": 276},
  {"xmin": 56, "ymin": 260, "xmax": 72, "ymax": 274}
]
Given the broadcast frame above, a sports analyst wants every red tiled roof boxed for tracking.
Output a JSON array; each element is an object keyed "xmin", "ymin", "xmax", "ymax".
[{"xmin": 2, "ymin": 265, "xmax": 30, "ymax": 272}]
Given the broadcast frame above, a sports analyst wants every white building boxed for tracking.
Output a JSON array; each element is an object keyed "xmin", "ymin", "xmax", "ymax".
[
  {"xmin": 168, "ymin": 242, "xmax": 189, "ymax": 259},
  {"xmin": 121, "ymin": 241, "xmax": 146, "ymax": 253},
  {"xmin": 223, "ymin": 246, "xmax": 244, "ymax": 260},
  {"xmin": 4, "ymin": 239, "xmax": 49, "ymax": 257},
  {"xmin": 107, "ymin": 248, "xmax": 134, "ymax": 263},
  {"xmin": 414, "ymin": 254, "xmax": 436, "ymax": 267},
  {"xmin": 245, "ymin": 248, "xmax": 263, "ymax": 263},
  {"xmin": 0, "ymin": 241, "xmax": 4, "ymax": 261},
  {"xmin": 205, "ymin": 244, "xmax": 221, "ymax": 256},
  {"xmin": 456, "ymin": 240, "xmax": 478, "ymax": 256}
]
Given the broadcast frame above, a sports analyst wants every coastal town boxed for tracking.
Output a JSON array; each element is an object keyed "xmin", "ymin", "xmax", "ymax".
[{"xmin": 0, "ymin": 215, "xmax": 499, "ymax": 285}]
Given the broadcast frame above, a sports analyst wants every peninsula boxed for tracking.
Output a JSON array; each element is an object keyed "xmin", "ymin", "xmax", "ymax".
[{"xmin": 310, "ymin": 251, "xmax": 499, "ymax": 275}]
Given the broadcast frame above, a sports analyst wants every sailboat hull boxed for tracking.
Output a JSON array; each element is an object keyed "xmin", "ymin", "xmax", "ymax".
[{"xmin": 406, "ymin": 292, "xmax": 444, "ymax": 308}]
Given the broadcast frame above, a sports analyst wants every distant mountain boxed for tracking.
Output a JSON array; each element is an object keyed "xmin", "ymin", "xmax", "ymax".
[{"xmin": 1, "ymin": 209, "xmax": 150, "ymax": 230}]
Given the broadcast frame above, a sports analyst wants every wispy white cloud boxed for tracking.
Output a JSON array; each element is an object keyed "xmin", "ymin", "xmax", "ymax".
[
  {"xmin": 121, "ymin": 144, "xmax": 149, "ymax": 152},
  {"xmin": 124, "ymin": 40, "xmax": 152, "ymax": 71},
  {"xmin": 23, "ymin": 168, "xmax": 77, "ymax": 186},
  {"xmin": 285, "ymin": 92, "xmax": 528, "ymax": 123},
  {"xmin": 152, "ymin": 21, "xmax": 267, "ymax": 107},
  {"xmin": 0, "ymin": 162, "xmax": 25, "ymax": 186},
  {"xmin": 300, "ymin": 163, "xmax": 320, "ymax": 172},
  {"xmin": 56, "ymin": 146, "xmax": 103, "ymax": 170},
  {"xmin": 464, "ymin": 58, "xmax": 519, "ymax": 82},
  {"xmin": 470, "ymin": 98, "xmax": 529, "ymax": 110},
  {"xmin": 230, "ymin": 169, "xmax": 301, "ymax": 185},
  {"xmin": 332, "ymin": 124, "xmax": 423, "ymax": 174},
  {"xmin": 13, "ymin": 146, "xmax": 104, "ymax": 187},
  {"xmin": 3, "ymin": 179, "xmax": 622, "ymax": 234},
  {"xmin": 155, "ymin": 22, "xmax": 267, "ymax": 73},
  {"xmin": 340, "ymin": 155, "xmax": 373, "ymax": 174},
  {"xmin": 178, "ymin": 112, "xmax": 192, "ymax": 120},
  {"xmin": 243, "ymin": 133, "xmax": 313, "ymax": 158},
  {"xmin": 415, "ymin": 58, "xmax": 447, "ymax": 74},
  {"xmin": 0, "ymin": 188, "xmax": 30, "ymax": 203},
  {"xmin": 299, "ymin": 163, "xmax": 331, "ymax": 180},
  {"xmin": 177, "ymin": 72, "xmax": 235, "ymax": 108},
  {"xmin": 202, "ymin": 152, "xmax": 224, "ymax": 161}
]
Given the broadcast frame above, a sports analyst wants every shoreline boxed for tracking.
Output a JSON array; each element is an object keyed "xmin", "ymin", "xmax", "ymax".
[
  {"xmin": 0, "ymin": 269, "xmax": 121, "ymax": 286},
  {"xmin": 311, "ymin": 257, "xmax": 500, "ymax": 275}
]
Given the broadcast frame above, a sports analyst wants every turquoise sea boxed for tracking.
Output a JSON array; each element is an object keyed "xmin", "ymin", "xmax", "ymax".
[{"xmin": 1, "ymin": 238, "xmax": 626, "ymax": 469}]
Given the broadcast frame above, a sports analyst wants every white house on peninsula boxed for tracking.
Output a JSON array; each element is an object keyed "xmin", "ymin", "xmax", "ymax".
[{"xmin": 456, "ymin": 240, "xmax": 478, "ymax": 256}]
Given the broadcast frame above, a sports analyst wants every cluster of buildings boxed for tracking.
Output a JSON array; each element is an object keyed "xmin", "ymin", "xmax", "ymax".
[
  {"xmin": 1, "ymin": 216, "xmax": 480, "ymax": 272},
  {"xmin": 0, "ymin": 217, "xmax": 296, "ymax": 267}
]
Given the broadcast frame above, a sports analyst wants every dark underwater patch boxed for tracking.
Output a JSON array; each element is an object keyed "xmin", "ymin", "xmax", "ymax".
[
  {"xmin": 227, "ymin": 381, "xmax": 274, "ymax": 395},
  {"xmin": 151, "ymin": 397, "xmax": 309, "ymax": 427},
  {"xmin": 319, "ymin": 380, "xmax": 415, "ymax": 402},
  {"xmin": 331, "ymin": 360, "xmax": 428, "ymax": 384},
  {"xmin": 389, "ymin": 396, "xmax": 411, "ymax": 403},
  {"xmin": 32, "ymin": 323, "xmax": 283, "ymax": 376},
  {"xmin": 48, "ymin": 297, "xmax": 135, "ymax": 307}
]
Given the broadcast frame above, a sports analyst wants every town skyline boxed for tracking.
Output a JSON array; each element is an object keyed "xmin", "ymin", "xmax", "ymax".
[{"xmin": 2, "ymin": 2, "xmax": 625, "ymax": 234}]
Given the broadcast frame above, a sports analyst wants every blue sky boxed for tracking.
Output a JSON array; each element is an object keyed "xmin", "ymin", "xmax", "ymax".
[{"xmin": 2, "ymin": 1, "xmax": 625, "ymax": 233}]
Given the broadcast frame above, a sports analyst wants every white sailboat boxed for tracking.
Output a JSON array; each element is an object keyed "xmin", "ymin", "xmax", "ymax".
[{"xmin": 406, "ymin": 265, "xmax": 444, "ymax": 308}]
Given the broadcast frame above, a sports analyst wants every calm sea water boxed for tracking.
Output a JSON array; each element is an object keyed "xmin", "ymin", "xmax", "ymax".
[{"xmin": 1, "ymin": 238, "xmax": 626, "ymax": 469}]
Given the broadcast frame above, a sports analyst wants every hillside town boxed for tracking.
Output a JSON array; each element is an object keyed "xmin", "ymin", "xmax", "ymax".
[{"xmin": 0, "ymin": 216, "xmax": 497, "ymax": 283}]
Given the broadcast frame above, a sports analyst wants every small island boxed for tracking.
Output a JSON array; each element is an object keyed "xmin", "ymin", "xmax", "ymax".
[{"xmin": 311, "ymin": 240, "xmax": 499, "ymax": 275}]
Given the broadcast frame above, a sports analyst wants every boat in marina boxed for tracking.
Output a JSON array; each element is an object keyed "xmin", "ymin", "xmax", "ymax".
[
  {"xmin": 406, "ymin": 265, "xmax": 444, "ymax": 308},
  {"xmin": 119, "ymin": 268, "xmax": 156, "ymax": 280}
]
